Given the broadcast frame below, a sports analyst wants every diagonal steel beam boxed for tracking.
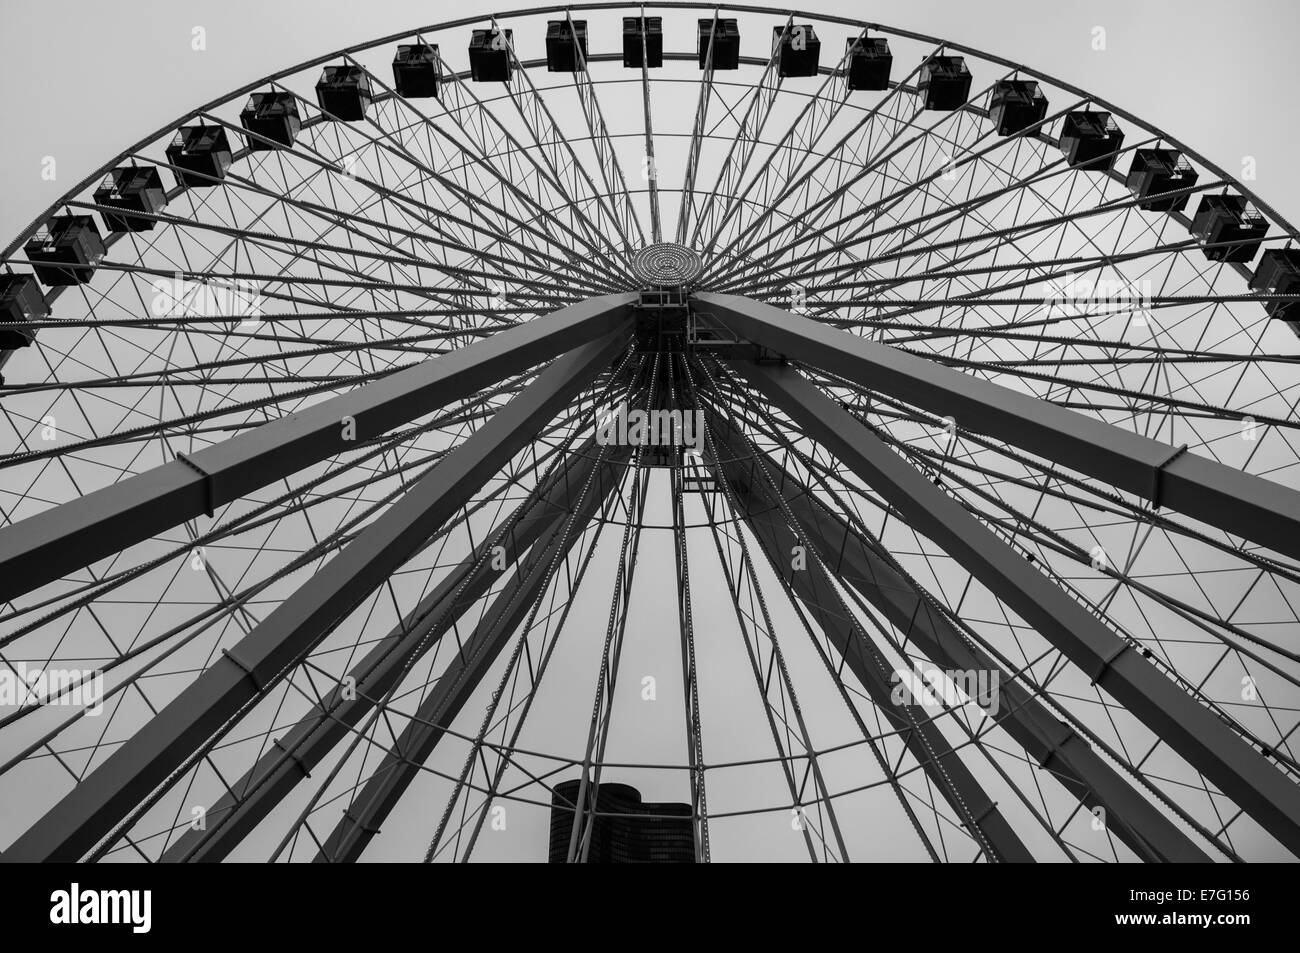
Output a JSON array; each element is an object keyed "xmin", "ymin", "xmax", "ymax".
[
  {"xmin": 703, "ymin": 415, "xmax": 1033, "ymax": 861},
  {"xmin": 730, "ymin": 357, "xmax": 1300, "ymax": 856},
  {"xmin": 710, "ymin": 421, "xmax": 1212, "ymax": 862},
  {"xmin": 0, "ymin": 294, "xmax": 636, "ymax": 604},
  {"xmin": 697, "ymin": 292, "xmax": 1300, "ymax": 564},
  {"xmin": 160, "ymin": 438, "xmax": 620, "ymax": 861},
  {"xmin": 4, "ymin": 330, "xmax": 629, "ymax": 862},
  {"xmin": 315, "ymin": 456, "xmax": 619, "ymax": 862}
]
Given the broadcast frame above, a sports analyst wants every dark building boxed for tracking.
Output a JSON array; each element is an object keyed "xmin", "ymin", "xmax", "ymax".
[{"xmin": 548, "ymin": 780, "xmax": 695, "ymax": 863}]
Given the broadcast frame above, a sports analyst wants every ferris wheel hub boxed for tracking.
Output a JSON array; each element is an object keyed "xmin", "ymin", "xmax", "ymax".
[{"xmin": 631, "ymin": 242, "xmax": 704, "ymax": 290}]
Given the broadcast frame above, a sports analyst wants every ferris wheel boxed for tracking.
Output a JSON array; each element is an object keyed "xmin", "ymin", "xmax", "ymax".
[{"xmin": 0, "ymin": 3, "xmax": 1298, "ymax": 863}]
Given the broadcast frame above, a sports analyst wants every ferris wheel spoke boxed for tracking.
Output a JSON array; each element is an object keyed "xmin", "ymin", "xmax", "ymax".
[
  {"xmin": 160, "ymin": 120, "xmax": 610, "ymax": 316},
  {"xmin": 0, "ymin": 405, "xmax": 529, "ymax": 852},
  {"xmin": 0, "ymin": 293, "xmax": 636, "ymax": 608},
  {"xmin": 427, "ymin": 365, "xmax": 647, "ymax": 862},
  {"xmin": 309, "ymin": 445, "xmax": 621, "ymax": 863},
  {"xmin": 890, "ymin": 347, "xmax": 1300, "ymax": 433},
  {"xmin": 674, "ymin": 11, "xmax": 719, "ymax": 246},
  {"xmin": 704, "ymin": 375, "xmax": 1077, "ymax": 861},
  {"xmin": 496, "ymin": 21, "xmax": 639, "ymax": 265},
  {"xmin": 163, "ymin": 362, "xmax": 634, "ymax": 861},
  {"xmin": 214, "ymin": 105, "xmax": 616, "ymax": 302},
  {"xmin": 435, "ymin": 61, "xmax": 633, "ymax": 284},
  {"xmin": 694, "ymin": 496, "xmax": 839, "ymax": 862},
  {"xmin": 700, "ymin": 293, "xmax": 1300, "ymax": 565},
  {"xmin": 685, "ymin": 15, "xmax": 791, "ymax": 257},
  {"xmin": 707, "ymin": 64, "xmax": 1013, "ymax": 289},
  {"xmin": 732, "ymin": 122, "xmax": 1144, "ymax": 309},
  {"xmin": 696, "ymin": 366, "xmax": 1028, "ymax": 860},
  {"xmin": 715, "ymin": 107, "xmax": 1136, "ymax": 298},
  {"xmin": 687, "ymin": 399, "xmax": 848, "ymax": 860},
  {"xmin": 0, "ymin": 329, "xmax": 495, "ymax": 399},
  {"xmin": 5, "ymin": 331, "xmax": 624, "ymax": 861},
  {"xmin": 62, "ymin": 195, "xmax": 596, "ymax": 305},
  {"xmin": 794, "ymin": 165, "xmax": 1223, "ymax": 321},
  {"xmin": 822, "ymin": 169, "xmax": 1196, "ymax": 351},
  {"xmin": 894, "ymin": 446, "xmax": 1300, "ymax": 782},
  {"xmin": 716, "ymin": 381, "xmax": 1255, "ymax": 859},
  {"xmin": 565, "ymin": 12, "xmax": 647, "ymax": 251},
  {"xmin": 0, "ymin": 389, "xmax": 540, "ymax": 684},
  {"xmin": 708, "ymin": 377, "xmax": 1227, "ymax": 859},
  {"xmin": 697, "ymin": 28, "xmax": 865, "ymax": 260},
  {"xmin": 563, "ymin": 355, "xmax": 660, "ymax": 863},
  {"xmin": 881, "ymin": 427, "xmax": 1300, "ymax": 680},
  {"xmin": 635, "ymin": 6, "xmax": 663, "ymax": 243},
  {"xmin": 719, "ymin": 386, "xmax": 1248, "ymax": 860},
  {"xmin": 141, "ymin": 142, "xmax": 517, "ymax": 309},
  {"xmin": 819, "ymin": 377, "xmax": 1300, "ymax": 586},
  {"xmin": 817, "ymin": 101, "xmax": 1098, "ymax": 272},
  {"xmin": 702, "ymin": 44, "xmax": 942, "ymax": 279},
  {"xmin": 432, "ymin": 460, "xmax": 628, "ymax": 863},
  {"xmin": 234, "ymin": 97, "xmax": 555, "ymax": 283},
  {"xmin": 662, "ymin": 355, "xmax": 713, "ymax": 859},
  {"xmin": 347, "ymin": 57, "xmax": 633, "ymax": 290},
  {"xmin": 727, "ymin": 351, "xmax": 1300, "ymax": 852}
]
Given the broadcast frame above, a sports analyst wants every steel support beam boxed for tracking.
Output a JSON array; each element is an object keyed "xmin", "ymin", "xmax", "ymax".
[
  {"xmin": 696, "ymin": 292, "xmax": 1300, "ymax": 564},
  {"xmin": 731, "ymin": 358, "xmax": 1300, "ymax": 856},
  {"xmin": 0, "ymin": 294, "xmax": 636, "ymax": 604},
  {"xmin": 4, "ymin": 330, "xmax": 629, "ymax": 862},
  {"xmin": 704, "ymin": 420, "xmax": 1033, "ymax": 861},
  {"xmin": 315, "ymin": 457, "xmax": 617, "ymax": 862},
  {"xmin": 160, "ymin": 440, "xmax": 619, "ymax": 861},
  {"xmin": 711, "ymin": 421, "xmax": 1212, "ymax": 862}
]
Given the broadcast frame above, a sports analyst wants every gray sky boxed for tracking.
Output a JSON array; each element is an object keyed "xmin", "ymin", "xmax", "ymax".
[{"xmin": 4, "ymin": 0, "xmax": 1300, "ymax": 242}]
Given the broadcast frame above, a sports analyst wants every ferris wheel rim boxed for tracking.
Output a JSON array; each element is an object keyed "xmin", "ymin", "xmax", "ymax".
[{"xmin": 5, "ymin": 0, "xmax": 1297, "ymax": 271}]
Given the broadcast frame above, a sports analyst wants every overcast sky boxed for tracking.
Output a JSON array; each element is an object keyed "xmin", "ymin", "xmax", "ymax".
[{"xmin": 4, "ymin": 0, "xmax": 1300, "ymax": 243}]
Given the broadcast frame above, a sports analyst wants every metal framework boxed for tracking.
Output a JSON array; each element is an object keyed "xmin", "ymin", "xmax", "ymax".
[{"xmin": 1, "ymin": 4, "xmax": 1298, "ymax": 863}]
